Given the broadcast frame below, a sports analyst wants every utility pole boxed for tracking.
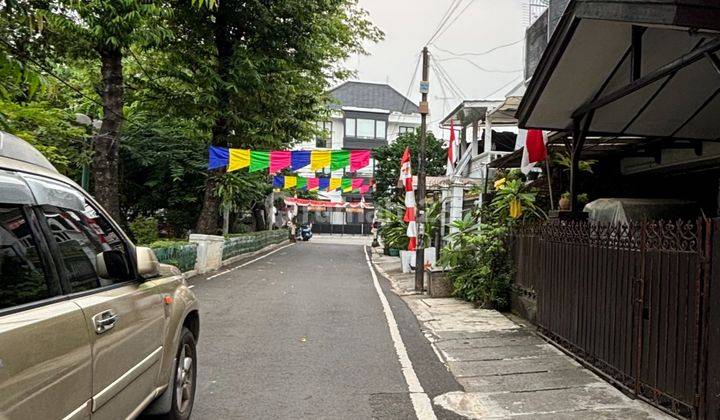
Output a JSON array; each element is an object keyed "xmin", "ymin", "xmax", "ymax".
[{"xmin": 415, "ymin": 46, "xmax": 429, "ymax": 292}]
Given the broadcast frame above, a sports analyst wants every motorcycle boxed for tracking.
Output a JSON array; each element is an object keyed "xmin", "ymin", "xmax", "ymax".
[{"xmin": 297, "ymin": 224, "xmax": 313, "ymax": 241}]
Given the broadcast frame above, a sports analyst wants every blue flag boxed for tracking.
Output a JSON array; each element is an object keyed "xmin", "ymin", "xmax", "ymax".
[
  {"xmin": 208, "ymin": 146, "xmax": 229, "ymax": 169},
  {"xmin": 273, "ymin": 175, "xmax": 284, "ymax": 188},
  {"xmin": 319, "ymin": 177, "xmax": 330, "ymax": 191},
  {"xmin": 291, "ymin": 150, "xmax": 310, "ymax": 170}
]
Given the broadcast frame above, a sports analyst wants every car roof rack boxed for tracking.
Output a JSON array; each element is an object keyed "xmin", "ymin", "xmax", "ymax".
[{"xmin": 0, "ymin": 131, "xmax": 58, "ymax": 172}]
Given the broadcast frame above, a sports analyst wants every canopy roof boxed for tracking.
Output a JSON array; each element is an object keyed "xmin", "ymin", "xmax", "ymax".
[
  {"xmin": 439, "ymin": 100, "xmax": 503, "ymax": 127},
  {"xmin": 517, "ymin": 0, "xmax": 720, "ymax": 140}
]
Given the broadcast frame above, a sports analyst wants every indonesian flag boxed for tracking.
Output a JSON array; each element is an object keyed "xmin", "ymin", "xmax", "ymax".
[
  {"xmin": 398, "ymin": 147, "xmax": 417, "ymax": 251},
  {"xmin": 447, "ymin": 119, "xmax": 456, "ymax": 175},
  {"xmin": 516, "ymin": 129, "xmax": 548, "ymax": 174}
]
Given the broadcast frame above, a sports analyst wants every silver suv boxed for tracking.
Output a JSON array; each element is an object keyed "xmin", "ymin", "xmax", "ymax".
[{"xmin": 0, "ymin": 132, "xmax": 200, "ymax": 419}]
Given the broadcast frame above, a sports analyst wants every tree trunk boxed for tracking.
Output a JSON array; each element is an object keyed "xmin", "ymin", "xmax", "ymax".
[
  {"xmin": 93, "ymin": 47, "xmax": 123, "ymax": 222},
  {"xmin": 195, "ymin": 3, "xmax": 233, "ymax": 234}
]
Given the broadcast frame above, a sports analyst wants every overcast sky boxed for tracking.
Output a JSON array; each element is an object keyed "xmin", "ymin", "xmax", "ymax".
[{"xmin": 346, "ymin": 0, "xmax": 531, "ymax": 136}]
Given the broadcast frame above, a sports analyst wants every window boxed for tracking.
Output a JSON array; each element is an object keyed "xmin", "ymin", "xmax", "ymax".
[
  {"xmin": 345, "ymin": 118, "xmax": 355, "ymax": 136},
  {"xmin": 316, "ymin": 121, "xmax": 332, "ymax": 148},
  {"xmin": 356, "ymin": 119, "xmax": 375, "ymax": 138},
  {"xmin": 399, "ymin": 126, "xmax": 415, "ymax": 134},
  {"xmin": 0, "ymin": 206, "xmax": 55, "ymax": 310},
  {"xmin": 316, "ymin": 138, "xmax": 327, "ymax": 148},
  {"xmin": 344, "ymin": 117, "xmax": 388, "ymax": 140},
  {"xmin": 42, "ymin": 205, "xmax": 131, "ymax": 293},
  {"xmin": 376, "ymin": 121, "xmax": 386, "ymax": 139}
]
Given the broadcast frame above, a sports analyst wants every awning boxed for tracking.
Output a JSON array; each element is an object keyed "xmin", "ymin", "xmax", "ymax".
[
  {"xmin": 517, "ymin": 0, "xmax": 720, "ymax": 140},
  {"xmin": 439, "ymin": 100, "xmax": 504, "ymax": 127},
  {"xmin": 284, "ymin": 198, "xmax": 374, "ymax": 209}
]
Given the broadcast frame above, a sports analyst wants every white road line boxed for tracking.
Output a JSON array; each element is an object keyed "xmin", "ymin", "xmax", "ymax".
[
  {"xmin": 363, "ymin": 246, "xmax": 437, "ymax": 420},
  {"xmin": 205, "ymin": 243, "xmax": 294, "ymax": 280}
]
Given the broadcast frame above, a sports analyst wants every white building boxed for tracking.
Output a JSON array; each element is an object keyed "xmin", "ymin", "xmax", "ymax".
[{"xmin": 296, "ymin": 81, "xmax": 422, "ymax": 180}]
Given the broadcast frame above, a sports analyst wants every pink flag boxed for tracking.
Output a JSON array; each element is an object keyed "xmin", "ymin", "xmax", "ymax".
[
  {"xmin": 350, "ymin": 150, "xmax": 371, "ymax": 171},
  {"xmin": 359, "ymin": 184, "xmax": 370, "ymax": 194},
  {"xmin": 269, "ymin": 151, "xmax": 291, "ymax": 173},
  {"xmin": 307, "ymin": 177, "xmax": 320, "ymax": 190},
  {"xmin": 352, "ymin": 178, "xmax": 364, "ymax": 190}
]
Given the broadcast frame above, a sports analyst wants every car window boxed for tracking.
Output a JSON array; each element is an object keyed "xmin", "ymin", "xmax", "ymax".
[
  {"xmin": 41, "ymin": 205, "xmax": 132, "ymax": 293},
  {"xmin": 0, "ymin": 206, "xmax": 57, "ymax": 310}
]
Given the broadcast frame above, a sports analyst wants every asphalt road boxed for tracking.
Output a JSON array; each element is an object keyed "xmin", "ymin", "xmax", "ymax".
[{"xmin": 187, "ymin": 240, "xmax": 462, "ymax": 419}]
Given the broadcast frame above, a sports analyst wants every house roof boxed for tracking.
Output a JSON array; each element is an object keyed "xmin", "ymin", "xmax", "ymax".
[
  {"xmin": 439, "ymin": 100, "xmax": 504, "ymax": 127},
  {"xmin": 329, "ymin": 81, "xmax": 420, "ymax": 114},
  {"xmin": 516, "ymin": 0, "xmax": 720, "ymax": 140}
]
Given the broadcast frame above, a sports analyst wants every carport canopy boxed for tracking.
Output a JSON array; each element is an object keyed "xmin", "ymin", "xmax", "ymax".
[{"xmin": 517, "ymin": 0, "xmax": 720, "ymax": 141}]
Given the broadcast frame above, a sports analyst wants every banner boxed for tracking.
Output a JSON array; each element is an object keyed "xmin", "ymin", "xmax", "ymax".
[
  {"xmin": 284, "ymin": 197, "xmax": 374, "ymax": 209},
  {"xmin": 208, "ymin": 147, "xmax": 372, "ymax": 173}
]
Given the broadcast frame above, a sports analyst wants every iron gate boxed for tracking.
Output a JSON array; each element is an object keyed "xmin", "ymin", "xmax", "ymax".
[{"xmin": 518, "ymin": 218, "xmax": 712, "ymax": 418}]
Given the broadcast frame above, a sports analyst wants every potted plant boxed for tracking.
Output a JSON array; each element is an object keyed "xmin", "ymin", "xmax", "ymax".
[
  {"xmin": 558, "ymin": 192, "xmax": 589, "ymax": 211},
  {"xmin": 559, "ymin": 192, "xmax": 571, "ymax": 210}
]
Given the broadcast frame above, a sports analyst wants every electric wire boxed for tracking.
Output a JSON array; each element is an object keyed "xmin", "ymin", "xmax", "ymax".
[
  {"xmin": 424, "ymin": 0, "xmax": 464, "ymax": 46},
  {"xmin": 431, "ymin": 0, "xmax": 475, "ymax": 44},
  {"xmin": 431, "ymin": 39, "xmax": 524, "ymax": 57}
]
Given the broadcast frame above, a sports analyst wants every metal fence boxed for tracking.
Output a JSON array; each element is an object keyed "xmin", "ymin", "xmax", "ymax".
[
  {"xmin": 152, "ymin": 243, "xmax": 198, "ymax": 272},
  {"xmin": 510, "ymin": 219, "xmax": 716, "ymax": 418},
  {"xmin": 311, "ymin": 223, "xmax": 372, "ymax": 235},
  {"xmin": 222, "ymin": 229, "xmax": 288, "ymax": 260}
]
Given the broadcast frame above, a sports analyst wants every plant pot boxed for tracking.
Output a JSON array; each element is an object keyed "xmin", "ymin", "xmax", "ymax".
[
  {"xmin": 388, "ymin": 248, "xmax": 400, "ymax": 257},
  {"xmin": 558, "ymin": 197, "xmax": 571, "ymax": 211}
]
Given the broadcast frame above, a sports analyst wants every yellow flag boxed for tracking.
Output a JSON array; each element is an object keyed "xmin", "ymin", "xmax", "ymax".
[
  {"xmin": 329, "ymin": 178, "xmax": 342, "ymax": 191},
  {"xmin": 310, "ymin": 150, "xmax": 331, "ymax": 171},
  {"xmin": 228, "ymin": 149, "xmax": 250, "ymax": 172},
  {"xmin": 284, "ymin": 176, "xmax": 297, "ymax": 189}
]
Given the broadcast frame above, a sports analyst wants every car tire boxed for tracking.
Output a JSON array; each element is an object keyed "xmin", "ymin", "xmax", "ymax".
[{"xmin": 162, "ymin": 327, "xmax": 197, "ymax": 420}]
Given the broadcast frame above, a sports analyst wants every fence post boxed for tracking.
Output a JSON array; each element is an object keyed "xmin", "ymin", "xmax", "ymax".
[{"xmin": 634, "ymin": 221, "xmax": 647, "ymax": 397}]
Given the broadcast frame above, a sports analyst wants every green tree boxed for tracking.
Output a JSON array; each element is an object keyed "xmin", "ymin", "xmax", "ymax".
[
  {"xmin": 39, "ymin": 0, "xmax": 171, "ymax": 221},
  {"xmin": 372, "ymin": 131, "xmax": 447, "ymax": 205},
  {"xmin": 176, "ymin": 0, "xmax": 383, "ymax": 233}
]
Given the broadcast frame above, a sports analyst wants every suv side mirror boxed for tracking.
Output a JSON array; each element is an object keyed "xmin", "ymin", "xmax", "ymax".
[
  {"xmin": 95, "ymin": 249, "xmax": 132, "ymax": 280},
  {"xmin": 136, "ymin": 246, "xmax": 160, "ymax": 279}
]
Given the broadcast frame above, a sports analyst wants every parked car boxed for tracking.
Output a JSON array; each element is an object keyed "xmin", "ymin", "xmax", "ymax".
[{"xmin": 0, "ymin": 132, "xmax": 199, "ymax": 420}]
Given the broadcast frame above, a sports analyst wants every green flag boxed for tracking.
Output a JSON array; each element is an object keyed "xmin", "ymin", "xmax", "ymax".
[
  {"xmin": 296, "ymin": 176, "xmax": 308, "ymax": 190},
  {"xmin": 249, "ymin": 151, "xmax": 270, "ymax": 172},
  {"xmin": 341, "ymin": 178, "xmax": 352, "ymax": 192},
  {"xmin": 330, "ymin": 150, "xmax": 350, "ymax": 171}
]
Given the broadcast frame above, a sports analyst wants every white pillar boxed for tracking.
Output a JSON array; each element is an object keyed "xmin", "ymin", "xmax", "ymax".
[
  {"xmin": 484, "ymin": 114, "xmax": 493, "ymax": 154},
  {"xmin": 448, "ymin": 182, "xmax": 464, "ymax": 234},
  {"xmin": 189, "ymin": 234, "xmax": 225, "ymax": 274}
]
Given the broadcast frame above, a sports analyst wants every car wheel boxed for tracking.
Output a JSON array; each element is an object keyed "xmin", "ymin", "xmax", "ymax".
[{"xmin": 164, "ymin": 327, "xmax": 197, "ymax": 420}]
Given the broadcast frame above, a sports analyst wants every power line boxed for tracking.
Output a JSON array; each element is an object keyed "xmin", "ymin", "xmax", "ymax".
[
  {"xmin": 483, "ymin": 74, "xmax": 523, "ymax": 98},
  {"xmin": 424, "ymin": 0, "xmax": 464, "ymax": 46},
  {"xmin": 390, "ymin": 53, "xmax": 422, "ymax": 139},
  {"xmin": 435, "ymin": 55, "xmax": 523, "ymax": 74},
  {"xmin": 432, "ymin": 61, "xmax": 463, "ymax": 100},
  {"xmin": 432, "ymin": 0, "xmax": 474, "ymax": 43},
  {"xmin": 431, "ymin": 39, "xmax": 524, "ymax": 57},
  {"xmin": 431, "ymin": 57, "xmax": 466, "ymax": 98}
]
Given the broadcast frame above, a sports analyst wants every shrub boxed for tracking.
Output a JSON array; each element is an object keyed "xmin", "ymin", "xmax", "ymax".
[
  {"xmin": 438, "ymin": 212, "xmax": 513, "ymax": 310},
  {"xmin": 130, "ymin": 216, "xmax": 159, "ymax": 245}
]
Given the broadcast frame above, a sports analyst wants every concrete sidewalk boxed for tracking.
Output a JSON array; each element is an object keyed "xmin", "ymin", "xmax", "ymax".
[{"xmin": 371, "ymin": 250, "xmax": 670, "ymax": 419}]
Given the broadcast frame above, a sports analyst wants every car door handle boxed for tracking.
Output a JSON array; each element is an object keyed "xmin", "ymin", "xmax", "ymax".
[{"xmin": 92, "ymin": 310, "xmax": 118, "ymax": 334}]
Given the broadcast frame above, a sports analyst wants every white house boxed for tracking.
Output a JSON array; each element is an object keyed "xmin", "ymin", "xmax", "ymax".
[{"xmin": 296, "ymin": 81, "xmax": 421, "ymax": 180}]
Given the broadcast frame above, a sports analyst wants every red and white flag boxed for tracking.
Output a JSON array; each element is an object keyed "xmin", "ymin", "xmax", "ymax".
[
  {"xmin": 398, "ymin": 147, "xmax": 417, "ymax": 251},
  {"xmin": 447, "ymin": 119, "xmax": 456, "ymax": 175},
  {"xmin": 516, "ymin": 129, "xmax": 548, "ymax": 174}
]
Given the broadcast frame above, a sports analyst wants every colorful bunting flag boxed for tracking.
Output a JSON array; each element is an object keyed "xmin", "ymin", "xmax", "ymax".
[
  {"xmin": 350, "ymin": 150, "xmax": 371, "ymax": 172},
  {"xmin": 330, "ymin": 150, "xmax": 350, "ymax": 171},
  {"xmin": 209, "ymin": 146, "xmax": 229, "ymax": 169},
  {"xmin": 270, "ymin": 151, "xmax": 291, "ymax": 173},
  {"xmin": 228, "ymin": 149, "xmax": 250, "ymax": 172},
  {"xmin": 208, "ymin": 147, "xmax": 373, "ymax": 173},
  {"xmin": 307, "ymin": 178, "xmax": 320, "ymax": 190},
  {"xmin": 249, "ymin": 151, "xmax": 269, "ymax": 172},
  {"xmin": 352, "ymin": 178, "xmax": 364, "ymax": 190},
  {"xmin": 291, "ymin": 150, "xmax": 311, "ymax": 170},
  {"xmin": 296, "ymin": 177, "xmax": 307, "ymax": 190},
  {"xmin": 284, "ymin": 176, "xmax": 297, "ymax": 189},
  {"xmin": 319, "ymin": 177, "xmax": 330, "ymax": 191},
  {"xmin": 311, "ymin": 150, "xmax": 331, "ymax": 171},
  {"xmin": 329, "ymin": 178, "xmax": 342, "ymax": 191},
  {"xmin": 273, "ymin": 175, "xmax": 284, "ymax": 188},
  {"xmin": 341, "ymin": 178, "xmax": 352, "ymax": 192}
]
